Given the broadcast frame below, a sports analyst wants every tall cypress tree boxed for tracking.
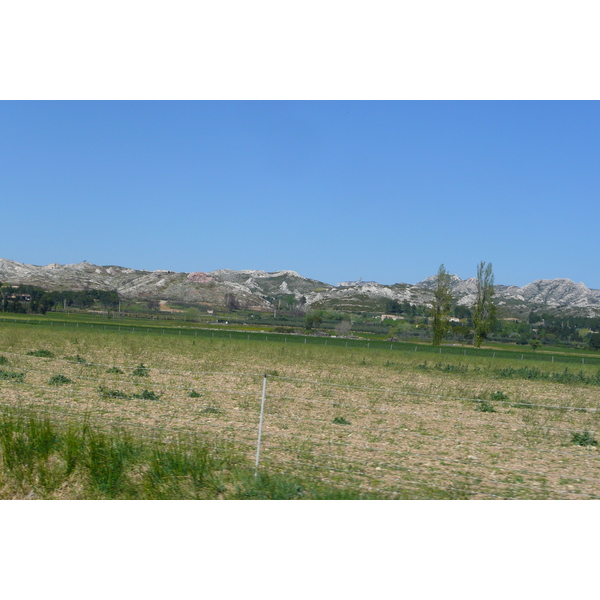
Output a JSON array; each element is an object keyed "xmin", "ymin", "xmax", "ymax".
[
  {"xmin": 431, "ymin": 264, "xmax": 452, "ymax": 346},
  {"xmin": 472, "ymin": 261, "xmax": 496, "ymax": 348}
]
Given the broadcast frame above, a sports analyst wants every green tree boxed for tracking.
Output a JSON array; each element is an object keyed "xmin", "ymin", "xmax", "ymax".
[
  {"xmin": 224, "ymin": 292, "xmax": 239, "ymax": 311},
  {"xmin": 452, "ymin": 305, "xmax": 472, "ymax": 321},
  {"xmin": 588, "ymin": 333, "xmax": 600, "ymax": 351},
  {"xmin": 472, "ymin": 261, "xmax": 496, "ymax": 348},
  {"xmin": 431, "ymin": 264, "xmax": 452, "ymax": 346},
  {"xmin": 305, "ymin": 312, "xmax": 323, "ymax": 330},
  {"xmin": 334, "ymin": 320, "xmax": 351, "ymax": 337},
  {"xmin": 385, "ymin": 299, "xmax": 402, "ymax": 314}
]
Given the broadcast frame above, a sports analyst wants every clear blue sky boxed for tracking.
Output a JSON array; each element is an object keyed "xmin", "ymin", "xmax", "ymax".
[{"xmin": 2, "ymin": 101, "xmax": 599, "ymax": 289}]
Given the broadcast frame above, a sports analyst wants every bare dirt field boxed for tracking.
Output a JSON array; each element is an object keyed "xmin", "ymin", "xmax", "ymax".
[{"xmin": 1, "ymin": 322, "xmax": 600, "ymax": 499}]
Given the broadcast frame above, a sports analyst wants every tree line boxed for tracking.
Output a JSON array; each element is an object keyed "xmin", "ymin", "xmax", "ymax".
[{"xmin": 0, "ymin": 284, "xmax": 120, "ymax": 314}]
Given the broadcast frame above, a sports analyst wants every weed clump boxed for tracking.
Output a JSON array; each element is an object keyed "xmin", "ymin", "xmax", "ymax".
[
  {"xmin": 497, "ymin": 367, "xmax": 600, "ymax": 387},
  {"xmin": 27, "ymin": 349, "xmax": 54, "ymax": 358},
  {"xmin": 332, "ymin": 416, "xmax": 351, "ymax": 425},
  {"xmin": 132, "ymin": 363, "xmax": 150, "ymax": 377},
  {"xmin": 97, "ymin": 386, "xmax": 129, "ymax": 399},
  {"xmin": 571, "ymin": 431, "xmax": 598, "ymax": 447},
  {"xmin": 490, "ymin": 391, "xmax": 508, "ymax": 401},
  {"xmin": 48, "ymin": 374, "xmax": 73, "ymax": 386},
  {"xmin": 84, "ymin": 429, "xmax": 137, "ymax": 498},
  {"xmin": 417, "ymin": 362, "xmax": 470, "ymax": 374},
  {"xmin": 476, "ymin": 401, "xmax": 496, "ymax": 413},
  {"xmin": 0, "ymin": 369, "xmax": 25, "ymax": 382},
  {"xmin": 234, "ymin": 471, "xmax": 305, "ymax": 500},
  {"xmin": 188, "ymin": 390, "xmax": 201, "ymax": 398},
  {"xmin": 201, "ymin": 406, "xmax": 220, "ymax": 415},
  {"xmin": 435, "ymin": 362, "xmax": 469, "ymax": 374},
  {"xmin": 131, "ymin": 389, "xmax": 160, "ymax": 401},
  {"xmin": 106, "ymin": 367, "xmax": 124, "ymax": 374},
  {"xmin": 64, "ymin": 354, "xmax": 87, "ymax": 364},
  {"xmin": 0, "ymin": 356, "xmax": 8, "ymax": 365}
]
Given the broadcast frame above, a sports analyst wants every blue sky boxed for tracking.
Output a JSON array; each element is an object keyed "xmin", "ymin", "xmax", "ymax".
[{"xmin": 2, "ymin": 101, "xmax": 599, "ymax": 288}]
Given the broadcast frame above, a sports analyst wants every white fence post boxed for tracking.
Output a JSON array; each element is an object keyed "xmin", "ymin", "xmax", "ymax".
[{"xmin": 254, "ymin": 374, "xmax": 268, "ymax": 477}]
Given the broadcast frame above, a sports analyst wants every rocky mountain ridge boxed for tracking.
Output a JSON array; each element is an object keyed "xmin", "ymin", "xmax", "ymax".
[{"xmin": 1, "ymin": 258, "xmax": 599, "ymax": 317}]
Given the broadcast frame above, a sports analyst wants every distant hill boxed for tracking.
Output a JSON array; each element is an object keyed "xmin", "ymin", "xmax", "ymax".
[{"xmin": 1, "ymin": 257, "xmax": 599, "ymax": 317}]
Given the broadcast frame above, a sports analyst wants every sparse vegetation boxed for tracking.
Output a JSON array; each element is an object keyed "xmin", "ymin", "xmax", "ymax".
[
  {"xmin": 131, "ymin": 389, "xmax": 161, "ymax": 401},
  {"xmin": 64, "ymin": 354, "xmax": 87, "ymax": 364},
  {"xmin": 476, "ymin": 401, "xmax": 496, "ymax": 413},
  {"xmin": 48, "ymin": 374, "xmax": 73, "ymax": 386},
  {"xmin": 97, "ymin": 386, "xmax": 129, "ymax": 399},
  {"xmin": 1, "ymin": 318, "xmax": 600, "ymax": 499}
]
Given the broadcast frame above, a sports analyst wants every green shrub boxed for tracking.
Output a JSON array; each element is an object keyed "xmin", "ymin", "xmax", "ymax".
[
  {"xmin": 48, "ymin": 374, "xmax": 73, "ymax": 386},
  {"xmin": 132, "ymin": 363, "xmax": 149, "ymax": 377},
  {"xmin": 0, "ymin": 369, "xmax": 25, "ymax": 382},
  {"xmin": 97, "ymin": 386, "xmax": 129, "ymax": 399},
  {"xmin": 131, "ymin": 389, "xmax": 160, "ymax": 401},
  {"xmin": 27, "ymin": 349, "xmax": 54, "ymax": 358},
  {"xmin": 571, "ymin": 431, "xmax": 598, "ymax": 447},
  {"xmin": 476, "ymin": 401, "xmax": 496, "ymax": 413}
]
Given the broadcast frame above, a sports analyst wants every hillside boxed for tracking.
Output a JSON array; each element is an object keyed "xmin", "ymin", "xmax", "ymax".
[{"xmin": 1, "ymin": 257, "xmax": 599, "ymax": 317}]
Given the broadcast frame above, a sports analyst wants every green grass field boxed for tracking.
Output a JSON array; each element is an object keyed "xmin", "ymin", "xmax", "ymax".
[
  {"xmin": 1, "ymin": 316, "xmax": 600, "ymax": 499},
  {"xmin": 3, "ymin": 312, "xmax": 599, "ymax": 366}
]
